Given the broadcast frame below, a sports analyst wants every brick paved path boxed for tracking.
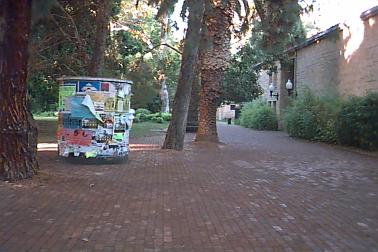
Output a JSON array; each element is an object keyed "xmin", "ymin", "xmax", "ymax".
[{"xmin": 1, "ymin": 123, "xmax": 377, "ymax": 252}]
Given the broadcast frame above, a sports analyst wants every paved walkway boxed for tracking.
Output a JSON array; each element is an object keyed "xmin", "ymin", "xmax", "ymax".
[{"xmin": 0, "ymin": 123, "xmax": 377, "ymax": 252}]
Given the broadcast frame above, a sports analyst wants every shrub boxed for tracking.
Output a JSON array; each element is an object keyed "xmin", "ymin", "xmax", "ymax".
[
  {"xmin": 155, "ymin": 117, "xmax": 164, "ymax": 123},
  {"xmin": 283, "ymin": 89, "xmax": 378, "ymax": 149},
  {"xmin": 335, "ymin": 93, "xmax": 378, "ymax": 150},
  {"xmin": 283, "ymin": 89, "xmax": 342, "ymax": 142},
  {"xmin": 240, "ymin": 99, "xmax": 278, "ymax": 130},
  {"xmin": 283, "ymin": 90, "xmax": 319, "ymax": 139},
  {"xmin": 138, "ymin": 113, "xmax": 148, "ymax": 122},
  {"xmin": 146, "ymin": 113, "xmax": 160, "ymax": 120},
  {"xmin": 314, "ymin": 96, "xmax": 341, "ymax": 143},
  {"xmin": 135, "ymin": 108, "xmax": 151, "ymax": 115},
  {"xmin": 133, "ymin": 116, "xmax": 140, "ymax": 123},
  {"xmin": 161, "ymin": 112, "xmax": 171, "ymax": 121},
  {"xmin": 33, "ymin": 111, "xmax": 57, "ymax": 118}
]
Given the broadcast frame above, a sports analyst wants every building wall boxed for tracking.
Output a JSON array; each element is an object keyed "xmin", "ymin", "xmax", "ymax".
[
  {"xmin": 296, "ymin": 12, "xmax": 378, "ymax": 97},
  {"xmin": 338, "ymin": 14, "xmax": 378, "ymax": 97},
  {"xmin": 295, "ymin": 31, "xmax": 342, "ymax": 96}
]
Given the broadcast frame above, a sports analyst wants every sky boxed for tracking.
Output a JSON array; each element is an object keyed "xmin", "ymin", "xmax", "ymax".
[{"xmin": 304, "ymin": 0, "xmax": 378, "ymax": 36}]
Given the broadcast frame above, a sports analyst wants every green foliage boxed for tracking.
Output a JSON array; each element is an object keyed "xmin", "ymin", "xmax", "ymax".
[
  {"xmin": 161, "ymin": 112, "xmax": 171, "ymax": 121},
  {"xmin": 284, "ymin": 90, "xmax": 378, "ymax": 150},
  {"xmin": 240, "ymin": 99, "xmax": 278, "ymax": 130},
  {"xmin": 222, "ymin": 3, "xmax": 306, "ymax": 104},
  {"xmin": 133, "ymin": 116, "xmax": 140, "ymax": 123},
  {"xmin": 284, "ymin": 90, "xmax": 322, "ymax": 140},
  {"xmin": 138, "ymin": 113, "xmax": 148, "ymax": 122},
  {"xmin": 28, "ymin": 0, "xmax": 180, "ymax": 113},
  {"xmin": 135, "ymin": 108, "xmax": 152, "ymax": 115},
  {"xmin": 146, "ymin": 113, "xmax": 157, "ymax": 120},
  {"xmin": 136, "ymin": 111, "xmax": 171, "ymax": 123},
  {"xmin": 335, "ymin": 93, "xmax": 378, "ymax": 150},
  {"xmin": 156, "ymin": 117, "xmax": 164, "ymax": 123},
  {"xmin": 151, "ymin": 116, "xmax": 164, "ymax": 123},
  {"xmin": 28, "ymin": 74, "xmax": 58, "ymax": 112},
  {"xmin": 283, "ymin": 89, "xmax": 341, "ymax": 142},
  {"xmin": 33, "ymin": 111, "xmax": 57, "ymax": 118},
  {"xmin": 147, "ymin": 95, "xmax": 162, "ymax": 113},
  {"xmin": 222, "ymin": 44, "xmax": 263, "ymax": 103},
  {"xmin": 254, "ymin": 1, "xmax": 306, "ymax": 69}
]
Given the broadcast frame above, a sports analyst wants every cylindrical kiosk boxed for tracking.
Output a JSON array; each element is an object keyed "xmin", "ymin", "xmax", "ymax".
[{"xmin": 56, "ymin": 76, "xmax": 134, "ymax": 162}]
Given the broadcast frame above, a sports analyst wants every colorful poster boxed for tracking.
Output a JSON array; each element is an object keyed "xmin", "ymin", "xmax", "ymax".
[
  {"xmin": 85, "ymin": 91, "xmax": 106, "ymax": 111},
  {"xmin": 114, "ymin": 115, "xmax": 127, "ymax": 132},
  {"xmin": 116, "ymin": 99, "xmax": 124, "ymax": 112},
  {"xmin": 82, "ymin": 119, "xmax": 99, "ymax": 129},
  {"xmin": 58, "ymin": 129, "xmax": 93, "ymax": 146},
  {"xmin": 101, "ymin": 82, "xmax": 110, "ymax": 91},
  {"xmin": 58, "ymin": 85, "xmax": 76, "ymax": 110},
  {"xmin": 69, "ymin": 96, "xmax": 96, "ymax": 119},
  {"xmin": 104, "ymin": 97, "xmax": 115, "ymax": 111},
  {"xmin": 113, "ymin": 133, "xmax": 124, "ymax": 141},
  {"xmin": 78, "ymin": 81, "xmax": 100, "ymax": 92},
  {"xmin": 63, "ymin": 80, "xmax": 78, "ymax": 87},
  {"xmin": 57, "ymin": 78, "xmax": 133, "ymax": 159}
]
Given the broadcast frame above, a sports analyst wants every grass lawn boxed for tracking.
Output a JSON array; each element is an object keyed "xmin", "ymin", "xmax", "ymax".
[
  {"xmin": 35, "ymin": 117, "xmax": 58, "ymax": 143},
  {"xmin": 34, "ymin": 116, "xmax": 168, "ymax": 143},
  {"xmin": 130, "ymin": 121, "xmax": 168, "ymax": 138}
]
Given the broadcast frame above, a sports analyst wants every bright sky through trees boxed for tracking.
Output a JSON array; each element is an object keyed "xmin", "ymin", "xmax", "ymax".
[{"xmin": 302, "ymin": 0, "xmax": 377, "ymax": 36}]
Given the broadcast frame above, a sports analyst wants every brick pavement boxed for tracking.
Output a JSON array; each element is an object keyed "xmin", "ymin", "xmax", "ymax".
[{"xmin": 0, "ymin": 123, "xmax": 377, "ymax": 252}]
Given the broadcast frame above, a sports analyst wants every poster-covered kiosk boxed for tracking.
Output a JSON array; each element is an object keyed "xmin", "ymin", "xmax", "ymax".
[{"xmin": 56, "ymin": 76, "xmax": 134, "ymax": 162}]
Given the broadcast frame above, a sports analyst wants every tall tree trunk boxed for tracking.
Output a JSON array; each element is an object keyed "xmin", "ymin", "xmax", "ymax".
[
  {"xmin": 196, "ymin": 0, "xmax": 236, "ymax": 142},
  {"xmin": 186, "ymin": 54, "xmax": 200, "ymax": 132},
  {"xmin": 0, "ymin": 0, "xmax": 39, "ymax": 181},
  {"xmin": 162, "ymin": 0, "xmax": 205, "ymax": 150},
  {"xmin": 88, "ymin": 0, "xmax": 111, "ymax": 76}
]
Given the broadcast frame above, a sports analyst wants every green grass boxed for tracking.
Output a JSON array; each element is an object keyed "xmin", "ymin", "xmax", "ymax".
[
  {"xmin": 130, "ymin": 121, "xmax": 169, "ymax": 138},
  {"xmin": 36, "ymin": 119, "xmax": 58, "ymax": 143},
  {"xmin": 35, "ymin": 119, "xmax": 168, "ymax": 143},
  {"xmin": 33, "ymin": 116, "xmax": 58, "ymax": 121}
]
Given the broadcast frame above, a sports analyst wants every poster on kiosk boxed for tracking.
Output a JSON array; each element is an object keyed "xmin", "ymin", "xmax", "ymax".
[{"xmin": 56, "ymin": 76, "xmax": 134, "ymax": 162}]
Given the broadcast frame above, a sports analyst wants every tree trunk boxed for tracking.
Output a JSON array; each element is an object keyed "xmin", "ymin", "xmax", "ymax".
[
  {"xmin": 196, "ymin": 0, "xmax": 236, "ymax": 142},
  {"xmin": 186, "ymin": 55, "xmax": 200, "ymax": 133},
  {"xmin": 88, "ymin": 0, "xmax": 111, "ymax": 76},
  {"xmin": 162, "ymin": 0, "xmax": 205, "ymax": 150},
  {"xmin": 0, "ymin": 0, "xmax": 39, "ymax": 181}
]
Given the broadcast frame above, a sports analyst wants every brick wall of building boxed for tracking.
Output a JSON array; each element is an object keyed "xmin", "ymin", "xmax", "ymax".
[
  {"xmin": 338, "ymin": 14, "xmax": 378, "ymax": 97},
  {"xmin": 295, "ymin": 31, "xmax": 342, "ymax": 96},
  {"xmin": 296, "ymin": 13, "xmax": 378, "ymax": 97}
]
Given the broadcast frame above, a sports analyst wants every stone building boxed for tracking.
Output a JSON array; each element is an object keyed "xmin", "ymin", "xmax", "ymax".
[{"xmin": 258, "ymin": 6, "xmax": 378, "ymax": 120}]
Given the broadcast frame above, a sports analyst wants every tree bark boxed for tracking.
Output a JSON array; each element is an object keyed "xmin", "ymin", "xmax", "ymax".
[
  {"xmin": 88, "ymin": 0, "xmax": 111, "ymax": 76},
  {"xmin": 186, "ymin": 55, "xmax": 200, "ymax": 133},
  {"xmin": 196, "ymin": 0, "xmax": 236, "ymax": 142},
  {"xmin": 0, "ymin": 0, "xmax": 39, "ymax": 181},
  {"xmin": 162, "ymin": 0, "xmax": 205, "ymax": 150}
]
